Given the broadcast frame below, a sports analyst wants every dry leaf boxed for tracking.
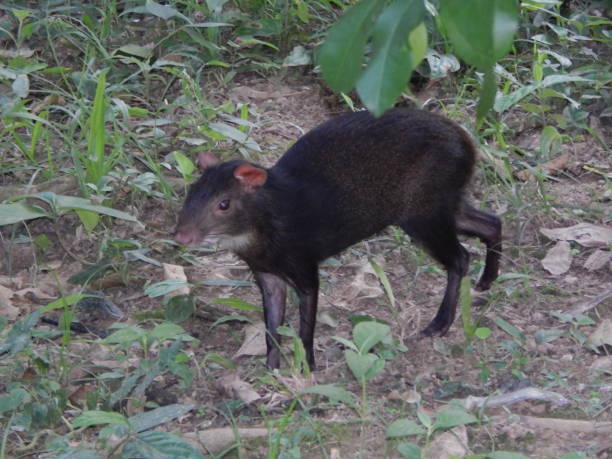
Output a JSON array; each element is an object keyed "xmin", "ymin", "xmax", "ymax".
[
  {"xmin": 542, "ymin": 241, "xmax": 572, "ymax": 275},
  {"xmin": 0, "ymin": 284, "xmax": 19, "ymax": 321},
  {"xmin": 422, "ymin": 425, "xmax": 468, "ymax": 459},
  {"xmin": 584, "ymin": 249, "xmax": 612, "ymax": 271},
  {"xmin": 162, "ymin": 263, "xmax": 190, "ymax": 296},
  {"xmin": 540, "ymin": 223, "xmax": 612, "ymax": 248},
  {"xmin": 516, "ymin": 153, "xmax": 570, "ymax": 181},
  {"xmin": 234, "ymin": 322, "xmax": 267, "ymax": 358},
  {"xmin": 216, "ymin": 371, "xmax": 261, "ymax": 404},
  {"xmin": 587, "ymin": 319, "xmax": 612, "ymax": 349},
  {"xmin": 185, "ymin": 427, "xmax": 269, "ymax": 455}
]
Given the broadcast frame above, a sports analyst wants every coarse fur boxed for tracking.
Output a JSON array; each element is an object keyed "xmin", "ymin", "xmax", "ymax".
[{"xmin": 175, "ymin": 108, "xmax": 502, "ymax": 369}]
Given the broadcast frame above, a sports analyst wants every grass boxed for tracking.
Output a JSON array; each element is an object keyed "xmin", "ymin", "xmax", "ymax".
[{"xmin": 0, "ymin": 1, "xmax": 610, "ymax": 458}]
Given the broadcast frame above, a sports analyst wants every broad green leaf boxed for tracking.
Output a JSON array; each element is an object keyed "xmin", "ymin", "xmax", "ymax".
[
  {"xmin": 0, "ymin": 202, "xmax": 49, "ymax": 225},
  {"xmin": 124, "ymin": 431, "xmax": 204, "ymax": 459},
  {"xmin": 174, "ymin": 152, "xmax": 195, "ymax": 177},
  {"xmin": 71, "ymin": 410, "xmax": 129, "ymax": 428},
  {"xmin": 302, "ymin": 384, "xmax": 356, "ymax": 407},
  {"xmin": 534, "ymin": 328, "xmax": 564, "ymax": 344},
  {"xmin": 74, "ymin": 208, "xmax": 99, "ymax": 232},
  {"xmin": 0, "ymin": 311, "xmax": 40, "ymax": 357},
  {"xmin": 319, "ymin": 0, "xmax": 385, "ymax": 93},
  {"xmin": 353, "ymin": 320, "xmax": 390, "ymax": 354},
  {"xmin": 212, "ymin": 297, "xmax": 262, "ymax": 311},
  {"xmin": 433, "ymin": 406, "xmax": 478, "ymax": 430},
  {"xmin": 208, "ymin": 121, "xmax": 261, "ymax": 152},
  {"xmin": 440, "ymin": 0, "xmax": 519, "ymax": 71},
  {"xmin": 495, "ymin": 317, "xmax": 526, "ymax": 344},
  {"xmin": 102, "ymin": 326, "xmax": 145, "ymax": 344},
  {"xmin": 0, "ymin": 388, "xmax": 29, "ymax": 414},
  {"xmin": 42, "ymin": 294, "xmax": 89, "ymax": 312},
  {"xmin": 385, "ymin": 418, "xmax": 425, "ymax": 438},
  {"xmin": 397, "ymin": 442, "xmax": 421, "ymax": 459},
  {"xmin": 128, "ymin": 404, "xmax": 196, "ymax": 433},
  {"xmin": 144, "ymin": 279, "xmax": 191, "ymax": 298},
  {"xmin": 474, "ymin": 327, "xmax": 491, "ymax": 339},
  {"xmin": 115, "ymin": 44, "xmax": 153, "ymax": 59},
  {"xmin": 149, "ymin": 322, "xmax": 187, "ymax": 342},
  {"xmin": 55, "ymin": 195, "xmax": 139, "ymax": 223},
  {"xmin": 356, "ymin": 0, "xmax": 426, "ymax": 116},
  {"xmin": 145, "ymin": 0, "xmax": 188, "ymax": 21},
  {"xmin": 331, "ymin": 336, "xmax": 359, "ymax": 352},
  {"xmin": 165, "ymin": 295, "xmax": 195, "ymax": 323},
  {"xmin": 476, "ymin": 67, "xmax": 497, "ymax": 122},
  {"xmin": 487, "ymin": 453, "xmax": 530, "ymax": 459},
  {"xmin": 345, "ymin": 349, "xmax": 378, "ymax": 380}
]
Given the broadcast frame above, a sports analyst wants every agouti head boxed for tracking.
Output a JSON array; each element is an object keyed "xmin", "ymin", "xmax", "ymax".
[{"xmin": 174, "ymin": 151, "xmax": 268, "ymax": 250}]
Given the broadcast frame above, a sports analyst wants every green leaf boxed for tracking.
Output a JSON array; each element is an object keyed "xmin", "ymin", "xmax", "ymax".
[
  {"xmin": 356, "ymin": 0, "xmax": 426, "ymax": 116},
  {"xmin": 208, "ymin": 121, "xmax": 261, "ymax": 152},
  {"xmin": 71, "ymin": 410, "xmax": 129, "ymax": 428},
  {"xmin": 124, "ymin": 431, "xmax": 204, "ymax": 459},
  {"xmin": 474, "ymin": 327, "xmax": 491, "ymax": 340},
  {"xmin": 440, "ymin": 0, "xmax": 519, "ymax": 71},
  {"xmin": 42, "ymin": 294, "xmax": 89, "ymax": 312},
  {"xmin": 127, "ymin": 404, "xmax": 196, "ymax": 433},
  {"xmin": 385, "ymin": 418, "xmax": 425, "ymax": 438},
  {"xmin": 301, "ymin": 384, "xmax": 356, "ymax": 407},
  {"xmin": 0, "ymin": 202, "xmax": 49, "ymax": 225},
  {"xmin": 459, "ymin": 276, "xmax": 474, "ymax": 339},
  {"xmin": 86, "ymin": 71, "xmax": 107, "ymax": 185},
  {"xmin": 145, "ymin": 0, "xmax": 187, "ymax": 21},
  {"xmin": 173, "ymin": 152, "xmax": 195, "ymax": 177},
  {"xmin": 212, "ymin": 297, "xmax": 262, "ymax": 311},
  {"xmin": 145, "ymin": 279, "xmax": 192, "ymax": 298},
  {"xmin": 149, "ymin": 323, "xmax": 187, "ymax": 342},
  {"xmin": 74, "ymin": 208, "xmax": 100, "ymax": 232},
  {"xmin": 433, "ymin": 406, "xmax": 478, "ymax": 430},
  {"xmin": 487, "ymin": 453, "xmax": 530, "ymax": 459},
  {"xmin": 353, "ymin": 320, "xmax": 390, "ymax": 354},
  {"xmin": 369, "ymin": 260, "xmax": 396, "ymax": 310},
  {"xmin": 495, "ymin": 317, "xmax": 526, "ymax": 345},
  {"xmin": 345, "ymin": 349, "xmax": 378, "ymax": 380},
  {"xmin": 319, "ymin": 0, "xmax": 384, "ymax": 93},
  {"xmin": 397, "ymin": 442, "xmax": 421, "ymax": 459},
  {"xmin": 165, "ymin": 295, "xmax": 195, "ymax": 323},
  {"xmin": 102, "ymin": 326, "xmax": 145, "ymax": 345},
  {"xmin": 0, "ymin": 388, "xmax": 29, "ymax": 415},
  {"xmin": 476, "ymin": 67, "xmax": 497, "ymax": 123}
]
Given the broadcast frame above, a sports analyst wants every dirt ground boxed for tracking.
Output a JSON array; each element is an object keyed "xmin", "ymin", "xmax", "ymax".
[{"xmin": 1, "ymin": 74, "xmax": 611, "ymax": 457}]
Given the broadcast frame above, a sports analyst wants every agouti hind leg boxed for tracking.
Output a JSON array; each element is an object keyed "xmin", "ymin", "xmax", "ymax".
[
  {"xmin": 399, "ymin": 215, "xmax": 469, "ymax": 336},
  {"xmin": 455, "ymin": 203, "xmax": 502, "ymax": 291}
]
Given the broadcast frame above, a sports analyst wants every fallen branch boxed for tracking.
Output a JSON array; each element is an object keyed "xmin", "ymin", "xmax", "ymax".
[
  {"xmin": 463, "ymin": 387, "xmax": 569, "ymax": 411},
  {"xmin": 494, "ymin": 415, "xmax": 612, "ymax": 434},
  {"xmin": 569, "ymin": 289, "xmax": 612, "ymax": 316}
]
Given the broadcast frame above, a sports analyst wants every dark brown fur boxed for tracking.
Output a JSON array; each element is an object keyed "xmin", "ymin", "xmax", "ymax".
[{"xmin": 175, "ymin": 108, "xmax": 502, "ymax": 369}]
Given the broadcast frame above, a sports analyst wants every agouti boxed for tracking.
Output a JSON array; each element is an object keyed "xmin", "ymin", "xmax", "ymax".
[{"xmin": 175, "ymin": 108, "xmax": 502, "ymax": 369}]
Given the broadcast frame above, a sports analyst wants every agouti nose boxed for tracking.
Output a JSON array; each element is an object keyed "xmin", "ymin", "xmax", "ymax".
[{"xmin": 174, "ymin": 230, "xmax": 195, "ymax": 246}]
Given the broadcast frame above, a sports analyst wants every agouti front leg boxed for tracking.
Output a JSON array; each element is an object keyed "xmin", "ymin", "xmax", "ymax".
[
  {"xmin": 254, "ymin": 272, "xmax": 287, "ymax": 369},
  {"xmin": 295, "ymin": 270, "xmax": 319, "ymax": 370}
]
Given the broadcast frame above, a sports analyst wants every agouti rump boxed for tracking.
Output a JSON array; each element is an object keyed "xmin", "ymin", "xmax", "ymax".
[{"xmin": 175, "ymin": 108, "xmax": 502, "ymax": 369}]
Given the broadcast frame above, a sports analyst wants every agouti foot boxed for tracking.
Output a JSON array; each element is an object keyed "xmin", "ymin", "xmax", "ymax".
[{"xmin": 420, "ymin": 320, "xmax": 451, "ymax": 337}]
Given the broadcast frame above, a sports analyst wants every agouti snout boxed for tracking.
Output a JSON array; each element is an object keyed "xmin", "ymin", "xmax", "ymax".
[{"xmin": 175, "ymin": 108, "xmax": 502, "ymax": 369}]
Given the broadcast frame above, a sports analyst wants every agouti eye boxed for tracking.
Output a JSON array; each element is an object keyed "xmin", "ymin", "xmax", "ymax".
[{"xmin": 218, "ymin": 199, "xmax": 230, "ymax": 211}]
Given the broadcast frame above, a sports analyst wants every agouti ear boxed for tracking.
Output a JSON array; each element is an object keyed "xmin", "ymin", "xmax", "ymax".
[
  {"xmin": 234, "ymin": 163, "xmax": 267, "ymax": 191},
  {"xmin": 197, "ymin": 151, "xmax": 219, "ymax": 171}
]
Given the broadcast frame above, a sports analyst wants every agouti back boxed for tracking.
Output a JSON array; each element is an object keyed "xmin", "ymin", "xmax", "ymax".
[{"xmin": 175, "ymin": 108, "xmax": 502, "ymax": 369}]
